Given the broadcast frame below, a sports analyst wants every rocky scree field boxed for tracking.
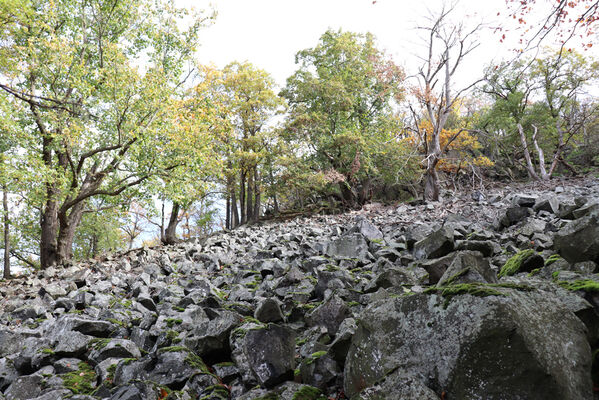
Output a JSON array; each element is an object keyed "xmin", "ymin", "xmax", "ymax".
[{"xmin": 0, "ymin": 178, "xmax": 599, "ymax": 399}]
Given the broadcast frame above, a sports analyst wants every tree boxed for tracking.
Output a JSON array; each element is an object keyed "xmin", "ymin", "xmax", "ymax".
[
  {"xmin": 191, "ymin": 63, "xmax": 284, "ymax": 228},
  {"xmin": 483, "ymin": 49, "xmax": 599, "ymax": 180},
  {"xmin": 0, "ymin": 0, "xmax": 209, "ymax": 268},
  {"xmin": 282, "ymin": 29, "xmax": 407, "ymax": 207},
  {"xmin": 411, "ymin": 7, "xmax": 482, "ymax": 201},
  {"xmin": 506, "ymin": 0, "xmax": 599, "ymax": 50}
]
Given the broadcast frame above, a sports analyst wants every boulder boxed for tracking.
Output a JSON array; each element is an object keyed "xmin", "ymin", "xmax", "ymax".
[
  {"xmin": 413, "ymin": 226, "xmax": 454, "ymax": 260},
  {"xmin": 344, "ymin": 291, "xmax": 591, "ymax": 399},
  {"xmin": 500, "ymin": 206, "xmax": 532, "ymax": 228},
  {"xmin": 242, "ymin": 324, "xmax": 296, "ymax": 387},
  {"xmin": 254, "ymin": 298, "xmax": 285, "ymax": 323},
  {"xmin": 554, "ymin": 212, "xmax": 599, "ymax": 263},
  {"xmin": 306, "ymin": 295, "xmax": 350, "ymax": 336},
  {"xmin": 325, "ymin": 233, "xmax": 370, "ymax": 261},
  {"xmin": 437, "ymin": 251, "xmax": 497, "ymax": 286},
  {"xmin": 348, "ymin": 217, "xmax": 384, "ymax": 242}
]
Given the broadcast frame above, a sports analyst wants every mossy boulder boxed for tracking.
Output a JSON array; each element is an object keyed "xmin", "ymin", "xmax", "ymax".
[
  {"xmin": 498, "ymin": 249, "xmax": 544, "ymax": 278},
  {"xmin": 344, "ymin": 290, "xmax": 591, "ymax": 399}
]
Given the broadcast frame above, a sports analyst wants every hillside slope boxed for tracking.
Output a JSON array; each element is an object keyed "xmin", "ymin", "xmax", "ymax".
[{"xmin": 1, "ymin": 178, "xmax": 599, "ymax": 399}]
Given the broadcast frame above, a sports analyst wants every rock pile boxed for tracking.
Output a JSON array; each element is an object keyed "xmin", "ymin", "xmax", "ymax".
[{"xmin": 0, "ymin": 177, "xmax": 598, "ymax": 399}]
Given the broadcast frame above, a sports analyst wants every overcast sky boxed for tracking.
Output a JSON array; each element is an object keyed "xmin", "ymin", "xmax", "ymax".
[{"xmin": 175, "ymin": 0, "xmax": 599, "ymax": 90}]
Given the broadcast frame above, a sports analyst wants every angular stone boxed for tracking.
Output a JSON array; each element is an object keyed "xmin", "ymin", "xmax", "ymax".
[
  {"xmin": 348, "ymin": 217, "xmax": 383, "ymax": 242},
  {"xmin": 88, "ymin": 339, "xmax": 141, "ymax": 364},
  {"xmin": 254, "ymin": 298, "xmax": 284, "ymax": 323},
  {"xmin": 554, "ymin": 213, "xmax": 599, "ymax": 263},
  {"xmin": 306, "ymin": 295, "xmax": 350, "ymax": 336},
  {"xmin": 5, "ymin": 374, "xmax": 44, "ymax": 400},
  {"xmin": 437, "ymin": 251, "xmax": 497, "ymax": 286},
  {"xmin": 413, "ymin": 226, "xmax": 454, "ymax": 260},
  {"xmin": 512, "ymin": 193, "xmax": 537, "ymax": 207},
  {"xmin": 325, "ymin": 233, "xmax": 370, "ymax": 261},
  {"xmin": 500, "ymin": 206, "xmax": 532, "ymax": 228},
  {"xmin": 344, "ymin": 291, "xmax": 591, "ymax": 399},
  {"xmin": 0, "ymin": 358, "xmax": 18, "ymax": 391},
  {"xmin": 244, "ymin": 324, "xmax": 296, "ymax": 387}
]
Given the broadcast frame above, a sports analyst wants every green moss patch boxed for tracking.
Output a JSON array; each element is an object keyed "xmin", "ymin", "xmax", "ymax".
[
  {"xmin": 498, "ymin": 249, "xmax": 538, "ymax": 278},
  {"xmin": 292, "ymin": 385, "xmax": 326, "ymax": 400},
  {"xmin": 545, "ymin": 254, "xmax": 563, "ymax": 266},
  {"xmin": 61, "ymin": 362, "xmax": 97, "ymax": 395},
  {"xmin": 557, "ymin": 279, "xmax": 599, "ymax": 292},
  {"xmin": 425, "ymin": 282, "xmax": 533, "ymax": 307}
]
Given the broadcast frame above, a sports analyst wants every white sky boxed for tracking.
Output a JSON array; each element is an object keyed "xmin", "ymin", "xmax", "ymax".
[{"xmin": 177, "ymin": 0, "xmax": 599, "ymax": 90}]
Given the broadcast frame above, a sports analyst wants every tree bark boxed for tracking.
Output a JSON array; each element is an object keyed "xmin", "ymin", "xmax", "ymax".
[
  {"xmin": 164, "ymin": 202, "xmax": 180, "ymax": 245},
  {"xmin": 3, "ymin": 185, "xmax": 9, "ymax": 279},
  {"xmin": 40, "ymin": 197, "xmax": 59, "ymax": 268},
  {"xmin": 240, "ymin": 170, "xmax": 246, "ymax": 224},
  {"xmin": 517, "ymin": 123, "xmax": 541, "ymax": 181},
  {"xmin": 424, "ymin": 167, "xmax": 440, "ymax": 202},
  {"xmin": 160, "ymin": 201, "xmax": 166, "ymax": 243},
  {"xmin": 231, "ymin": 185, "xmax": 239, "ymax": 228},
  {"xmin": 225, "ymin": 190, "xmax": 231, "ymax": 230},
  {"xmin": 56, "ymin": 201, "xmax": 85, "ymax": 263},
  {"xmin": 253, "ymin": 167, "xmax": 261, "ymax": 220},
  {"xmin": 246, "ymin": 168, "xmax": 254, "ymax": 222}
]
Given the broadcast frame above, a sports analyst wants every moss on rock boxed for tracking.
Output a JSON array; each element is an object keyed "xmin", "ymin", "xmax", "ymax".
[
  {"xmin": 291, "ymin": 385, "xmax": 326, "ymax": 400},
  {"xmin": 61, "ymin": 361, "xmax": 97, "ymax": 395},
  {"xmin": 498, "ymin": 249, "xmax": 538, "ymax": 278}
]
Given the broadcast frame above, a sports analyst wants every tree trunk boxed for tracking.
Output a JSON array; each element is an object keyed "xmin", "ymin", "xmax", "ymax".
[
  {"xmin": 517, "ymin": 123, "xmax": 541, "ymax": 181},
  {"xmin": 3, "ymin": 185, "xmax": 9, "ymax": 279},
  {"xmin": 231, "ymin": 185, "xmax": 239, "ymax": 228},
  {"xmin": 246, "ymin": 168, "xmax": 254, "ymax": 222},
  {"xmin": 339, "ymin": 183, "xmax": 356, "ymax": 208},
  {"xmin": 91, "ymin": 234, "xmax": 99, "ymax": 257},
  {"xmin": 225, "ymin": 190, "xmax": 231, "ymax": 230},
  {"xmin": 358, "ymin": 177, "xmax": 371, "ymax": 205},
  {"xmin": 40, "ymin": 197, "xmax": 59, "ymax": 269},
  {"xmin": 56, "ymin": 201, "xmax": 86, "ymax": 263},
  {"xmin": 240, "ymin": 170, "xmax": 247, "ymax": 224},
  {"xmin": 164, "ymin": 202, "xmax": 180, "ymax": 245},
  {"xmin": 253, "ymin": 167, "xmax": 261, "ymax": 220},
  {"xmin": 424, "ymin": 167, "xmax": 440, "ymax": 201},
  {"xmin": 160, "ymin": 202, "xmax": 166, "ymax": 243}
]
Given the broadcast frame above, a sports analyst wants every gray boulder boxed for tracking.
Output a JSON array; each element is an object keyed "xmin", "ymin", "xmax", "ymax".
[
  {"xmin": 348, "ymin": 217, "xmax": 383, "ymax": 242},
  {"xmin": 437, "ymin": 251, "xmax": 497, "ymax": 286},
  {"xmin": 254, "ymin": 298, "xmax": 285, "ymax": 323},
  {"xmin": 306, "ymin": 295, "xmax": 350, "ymax": 336},
  {"xmin": 413, "ymin": 226, "xmax": 454, "ymax": 260},
  {"xmin": 554, "ymin": 212, "xmax": 599, "ymax": 263},
  {"xmin": 243, "ymin": 324, "xmax": 296, "ymax": 387},
  {"xmin": 344, "ymin": 290, "xmax": 591, "ymax": 399},
  {"xmin": 325, "ymin": 233, "xmax": 370, "ymax": 261}
]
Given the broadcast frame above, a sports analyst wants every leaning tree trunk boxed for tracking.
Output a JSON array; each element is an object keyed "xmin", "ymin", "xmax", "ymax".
[
  {"xmin": 3, "ymin": 185, "xmax": 9, "ymax": 278},
  {"xmin": 164, "ymin": 202, "xmax": 181, "ymax": 245}
]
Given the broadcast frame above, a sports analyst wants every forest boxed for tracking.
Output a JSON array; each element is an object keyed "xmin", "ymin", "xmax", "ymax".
[{"xmin": 1, "ymin": 0, "xmax": 598, "ymax": 273}]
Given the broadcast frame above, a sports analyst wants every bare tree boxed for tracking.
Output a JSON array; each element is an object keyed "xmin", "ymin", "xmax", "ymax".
[{"xmin": 413, "ymin": 5, "xmax": 482, "ymax": 201}]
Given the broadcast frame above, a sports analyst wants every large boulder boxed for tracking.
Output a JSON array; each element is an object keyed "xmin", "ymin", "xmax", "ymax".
[
  {"xmin": 325, "ymin": 234, "xmax": 370, "ymax": 261},
  {"xmin": 413, "ymin": 226, "xmax": 454, "ymax": 260},
  {"xmin": 231, "ymin": 323, "xmax": 296, "ymax": 388},
  {"xmin": 554, "ymin": 212, "xmax": 599, "ymax": 263},
  {"xmin": 344, "ymin": 290, "xmax": 591, "ymax": 399}
]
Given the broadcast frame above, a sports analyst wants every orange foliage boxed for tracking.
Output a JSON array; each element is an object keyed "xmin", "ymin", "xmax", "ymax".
[{"xmin": 414, "ymin": 120, "xmax": 494, "ymax": 173}]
